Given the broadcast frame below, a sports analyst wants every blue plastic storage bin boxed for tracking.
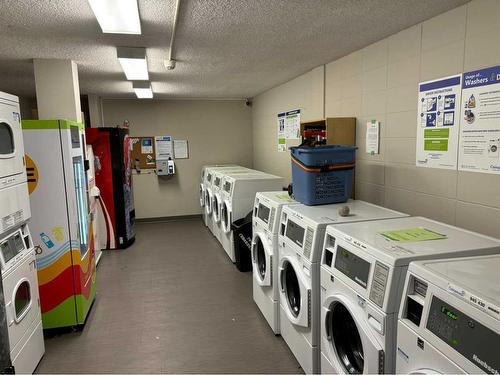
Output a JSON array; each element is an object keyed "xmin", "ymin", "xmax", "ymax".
[{"xmin": 290, "ymin": 145, "xmax": 357, "ymax": 205}]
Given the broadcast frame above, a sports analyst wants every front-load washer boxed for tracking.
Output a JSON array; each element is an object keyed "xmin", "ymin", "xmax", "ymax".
[
  {"xmin": 0, "ymin": 91, "xmax": 30, "ymax": 237},
  {"xmin": 278, "ymin": 201, "xmax": 407, "ymax": 374},
  {"xmin": 220, "ymin": 173, "xmax": 284, "ymax": 262},
  {"xmin": 396, "ymin": 254, "xmax": 500, "ymax": 374},
  {"xmin": 252, "ymin": 191, "xmax": 298, "ymax": 334},
  {"xmin": 202, "ymin": 166, "xmax": 249, "ymax": 228},
  {"xmin": 1, "ymin": 225, "xmax": 44, "ymax": 374},
  {"xmin": 319, "ymin": 217, "xmax": 500, "ymax": 374}
]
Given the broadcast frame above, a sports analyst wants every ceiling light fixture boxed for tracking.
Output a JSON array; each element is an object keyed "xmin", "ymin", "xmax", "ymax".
[
  {"xmin": 133, "ymin": 81, "xmax": 153, "ymax": 99},
  {"xmin": 88, "ymin": 0, "xmax": 141, "ymax": 34},
  {"xmin": 117, "ymin": 47, "xmax": 149, "ymax": 80}
]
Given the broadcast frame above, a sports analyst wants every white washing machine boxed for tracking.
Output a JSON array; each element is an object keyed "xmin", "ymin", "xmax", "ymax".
[
  {"xmin": 396, "ymin": 254, "xmax": 500, "ymax": 374},
  {"xmin": 278, "ymin": 201, "xmax": 407, "ymax": 374},
  {"xmin": 220, "ymin": 173, "xmax": 284, "ymax": 262},
  {"xmin": 0, "ymin": 92, "xmax": 31, "ymax": 236},
  {"xmin": 1, "ymin": 225, "xmax": 44, "ymax": 374},
  {"xmin": 252, "ymin": 191, "xmax": 298, "ymax": 334},
  {"xmin": 202, "ymin": 165, "xmax": 248, "ymax": 228},
  {"xmin": 319, "ymin": 217, "xmax": 500, "ymax": 374}
]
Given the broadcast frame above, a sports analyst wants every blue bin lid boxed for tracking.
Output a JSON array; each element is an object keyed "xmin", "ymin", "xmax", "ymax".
[{"xmin": 290, "ymin": 145, "xmax": 357, "ymax": 154}]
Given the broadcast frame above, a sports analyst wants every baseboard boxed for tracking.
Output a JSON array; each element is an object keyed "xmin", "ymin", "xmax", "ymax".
[{"xmin": 136, "ymin": 214, "xmax": 202, "ymax": 223}]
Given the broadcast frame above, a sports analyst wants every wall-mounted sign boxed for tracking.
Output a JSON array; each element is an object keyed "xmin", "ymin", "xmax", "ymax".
[
  {"xmin": 277, "ymin": 109, "xmax": 301, "ymax": 152},
  {"xmin": 416, "ymin": 75, "xmax": 462, "ymax": 170},
  {"xmin": 458, "ymin": 65, "xmax": 500, "ymax": 174}
]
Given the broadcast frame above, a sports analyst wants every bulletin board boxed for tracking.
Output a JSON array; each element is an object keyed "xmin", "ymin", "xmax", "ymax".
[{"xmin": 131, "ymin": 137, "xmax": 156, "ymax": 170}]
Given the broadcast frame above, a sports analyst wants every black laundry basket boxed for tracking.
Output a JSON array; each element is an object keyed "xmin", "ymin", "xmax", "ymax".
[{"xmin": 231, "ymin": 211, "xmax": 253, "ymax": 272}]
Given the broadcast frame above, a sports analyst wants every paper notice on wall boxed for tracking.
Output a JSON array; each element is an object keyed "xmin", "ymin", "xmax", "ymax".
[
  {"xmin": 366, "ymin": 120, "xmax": 380, "ymax": 155},
  {"xmin": 141, "ymin": 138, "xmax": 153, "ymax": 154},
  {"xmin": 277, "ymin": 112, "xmax": 286, "ymax": 152},
  {"xmin": 416, "ymin": 75, "xmax": 462, "ymax": 169},
  {"xmin": 458, "ymin": 65, "xmax": 500, "ymax": 174},
  {"xmin": 173, "ymin": 139, "xmax": 189, "ymax": 159},
  {"xmin": 155, "ymin": 135, "xmax": 173, "ymax": 160},
  {"xmin": 285, "ymin": 109, "xmax": 301, "ymax": 139}
]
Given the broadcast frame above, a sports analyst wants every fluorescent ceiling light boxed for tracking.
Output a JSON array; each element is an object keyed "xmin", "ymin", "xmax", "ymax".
[
  {"xmin": 117, "ymin": 47, "xmax": 149, "ymax": 80},
  {"xmin": 133, "ymin": 81, "xmax": 153, "ymax": 99},
  {"xmin": 88, "ymin": 0, "xmax": 141, "ymax": 34}
]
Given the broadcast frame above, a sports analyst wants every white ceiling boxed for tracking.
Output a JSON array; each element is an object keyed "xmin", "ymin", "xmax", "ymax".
[{"xmin": 0, "ymin": 0, "xmax": 468, "ymax": 100}]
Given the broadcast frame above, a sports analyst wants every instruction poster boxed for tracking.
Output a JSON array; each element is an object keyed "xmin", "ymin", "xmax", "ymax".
[
  {"xmin": 277, "ymin": 112, "xmax": 286, "ymax": 152},
  {"xmin": 173, "ymin": 139, "xmax": 189, "ymax": 159},
  {"xmin": 366, "ymin": 120, "xmax": 380, "ymax": 155},
  {"xmin": 155, "ymin": 135, "xmax": 173, "ymax": 160},
  {"xmin": 458, "ymin": 65, "xmax": 500, "ymax": 174},
  {"xmin": 277, "ymin": 109, "xmax": 301, "ymax": 152},
  {"xmin": 416, "ymin": 75, "xmax": 462, "ymax": 169}
]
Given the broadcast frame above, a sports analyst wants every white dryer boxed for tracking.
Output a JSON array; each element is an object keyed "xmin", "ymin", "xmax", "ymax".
[
  {"xmin": 252, "ymin": 191, "xmax": 298, "ymax": 334},
  {"xmin": 278, "ymin": 201, "xmax": 407, "ymax": 374},
  {"xmin": 320, "ymin": 217, "xmax": 500, "ymax": 374},
  {"xmin": 0, "ymin": 92, "xmax": 30, "ymax": 236},
  {"xmin": 202, "ymin": 165, "xmax": 248, "ymax": 228},
  {"xmin": 220, "ymin": 173, "xmax": 284, "ymax": 263},
  {"xmin": 396, "ymin": 254, "xmax": 500, "ymax": 374},
  {"xmin": 1, "ymin": 225, "xmax": 44, "ymax": 374}
]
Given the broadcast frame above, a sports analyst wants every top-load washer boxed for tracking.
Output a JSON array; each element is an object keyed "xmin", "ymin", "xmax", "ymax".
[
  {"xmin": 201, "ymin": 165, "xmax": 246, "ymax": 227},
  {"xmin": 319, "ymin": 217, "xmax": 500, "ymax": 374},
  {"xmin": 220, "ymin": 173, "xmax": 283, "ymax": 262},
  {"xmin": 1, "ymin": 225, "xmax": 45, "ymax": 374},
  {"xmin": 0, "ymin": 92, "xmax": 30, "ymax": 237},
  {"xmin": 252, "ymin": 191, "xmax": 298, "ymax": 334},
  {"xmin": 396, "ymin": 254, "xmax": 500, "ymax": 374},
  {"xmin": 278, "ymin": 201, "xmax": 407, "ymax": 374}
]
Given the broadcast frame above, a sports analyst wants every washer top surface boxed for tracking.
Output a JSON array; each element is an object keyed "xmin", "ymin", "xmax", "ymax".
[
  {"xmin": 256, "ymin": 191, "xmax": 297, "ymax": 205},
  {"xmin": 413, "ymin": 255, "xmax": 500, "ymax": 306},
  {"xmin": 283, "ymin": 199, "xmax": 406, "ymax": 225},
  {"xmin": 328, "ymin": 217, "xmax": 500, "ymax": 266},
  {"xmin": 224, "ymin": 172, "xmax": 280, "ymax": 181}
]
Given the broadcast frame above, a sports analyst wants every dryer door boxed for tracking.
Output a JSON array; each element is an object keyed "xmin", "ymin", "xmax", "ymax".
[
  {"xmin": 199, "ymin": 184, "xmax": 205, "ymax": 207},
  {"xmin": 205, "ymin": 189, "xmax": 213, "ymax": 215},
  {"xmin": 221, "ymin": 200, "xmax": 231, "ymax": 234},
  {"xmin": 252, "ymin": 232, "xmax": 272, "ymax": 286},
  {"xmin": 212, "ymin": 193, "xmax": 221, "ymax": 223},
  {"xmin": 279, "ymin": 256, "xmax": 310, "ymax": 327},
  {"xmin": 0, "ymin": 116, "xmax": 24, "ymax": 179},
  {"xmin": 323, "ymin": 295, "xmax": 384, "ymax": 374}
]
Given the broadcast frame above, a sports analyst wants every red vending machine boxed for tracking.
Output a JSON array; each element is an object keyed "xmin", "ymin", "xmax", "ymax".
[{"xmin": 85, "ymin": 128, "xmax": 135, "ymax": 249}]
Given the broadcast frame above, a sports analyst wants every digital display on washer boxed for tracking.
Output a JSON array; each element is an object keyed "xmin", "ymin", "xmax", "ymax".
[
  {"xmin": 285, "ymin": 219, "xmax": 305, "ymax": 247},
  {"xmin": 427, "ymin": 296, "xmax": 500, "ymax": 374},
  {"xmin": 214, "ymin": 177, "xmax": 221, "ymax": 187},
  {"xmin": 70, "ymin": 125, "xmax": 80, "ymax": 148},
  {"xmin": 207, "ymin": 174, "xmax": 212, "ymax": 182},
  {"xmin": 257, "ymin": 203, "xmax": 270, "ymax": 224},
  {"xmin": 334, "ymin": 246, "xmax": 370, "ymax": 289},
  {"xmin": 223, "ymin": 181, "xmax": 232, "ymax": 193}
]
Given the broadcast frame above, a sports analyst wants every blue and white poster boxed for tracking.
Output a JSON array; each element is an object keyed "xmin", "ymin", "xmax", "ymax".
[
  {"xmin": 459, "ymin": 65, "xmax": 500, "ymax": 174},
  {"xmin": 416, "ymin": 75, "xmax": 462, "ymax": 169}
]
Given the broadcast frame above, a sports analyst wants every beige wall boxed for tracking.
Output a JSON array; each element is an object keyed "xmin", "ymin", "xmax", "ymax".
[
  {"xmin": 102, "ymin": 99, "xmax": 253, "ymax": 219},
  {"xmin": 251, "ymin": 0, "xmax": 500, "ymax": 238}
]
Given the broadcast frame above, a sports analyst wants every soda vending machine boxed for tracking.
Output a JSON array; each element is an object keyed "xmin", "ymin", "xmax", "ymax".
[
  {"xmin": 85, "ymin": 128, "xmax": 135, "ymax": 249},
  {"xmin": 22, "ymin": 120, "xmax": 96, "ymax": 329}
]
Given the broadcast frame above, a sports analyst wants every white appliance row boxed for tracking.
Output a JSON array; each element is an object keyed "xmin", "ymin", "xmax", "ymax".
[
  {"xmin": 200, "ymin": 165, "xmax": 284, "ymax": 262},
  {"xmin": 250, "ymin": 195, "xmax": 500, "ymax": 374},
  {"xmin": 0, "ymin": 91, "xmax": 44, "ymax": 373}
]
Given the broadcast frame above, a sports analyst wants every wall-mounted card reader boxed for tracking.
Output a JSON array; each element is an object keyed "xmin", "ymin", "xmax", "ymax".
[{"xmin": 156, "ymin": 158, "xmax": 175, "ymax": 176}]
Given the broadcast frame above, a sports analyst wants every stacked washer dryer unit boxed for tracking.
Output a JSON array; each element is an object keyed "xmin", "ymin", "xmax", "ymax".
[
  {"xmin": 278, "ymin": 200, "xmax": 407, "ymax": 374},
  {"xmin": 252, "ymin": 191, "xmax": 298, "ymax": 334},
  {"xmin": 220, "ymin": 173, "xmax": 283, "ymax": 262},
  {"xmin": 0, "ymin": 91, "xmax": 44, "ymax": 374},
  {"xmin": 396, "ymin": 254, "xmax": 500, "ymax": 374},
  {"xmin": 320, "ymin": 217, "xmax": 500, "ymax": 375}
]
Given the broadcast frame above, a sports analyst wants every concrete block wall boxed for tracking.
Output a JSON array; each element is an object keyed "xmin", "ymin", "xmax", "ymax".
[{"xmin": 251, "ymin": 0, "xmax": 500, "ymax": 238}]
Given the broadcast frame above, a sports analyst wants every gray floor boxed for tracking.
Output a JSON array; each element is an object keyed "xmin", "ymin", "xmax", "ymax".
[{"xmin": 36, "ymin": 219, "xmax": 302, "ymax": 373}]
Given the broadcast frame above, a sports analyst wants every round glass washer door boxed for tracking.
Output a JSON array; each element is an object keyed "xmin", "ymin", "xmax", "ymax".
[
  {"xmin": 282, "ymin": 261, "xmax": 300, "ymax": 317},
  {"xmin": 254, "ymin": 236, "xmax": 267, "ymax": 281},
  {"xmin": 328, "ymin": 302, "xmax": 364, "ymax": 374}
]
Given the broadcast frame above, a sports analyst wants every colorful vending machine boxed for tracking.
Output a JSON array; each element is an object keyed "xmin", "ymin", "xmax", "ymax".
[
  {"xmin": 85, "ymin": 128, "xmax": 135, "ymax": 249},
  {"xmin": 22, "ymin": 120, "xmax": 96, "ymax": 329}
]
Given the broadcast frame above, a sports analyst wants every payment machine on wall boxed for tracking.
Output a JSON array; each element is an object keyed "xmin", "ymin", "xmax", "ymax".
[{"xmin": 23, "ymin": 120, "xmax": 97, "ymax": 329}]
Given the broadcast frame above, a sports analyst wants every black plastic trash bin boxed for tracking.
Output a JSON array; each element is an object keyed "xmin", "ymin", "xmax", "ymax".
[{"xmin": 231, "ymin": 211, "xmax": 253, "ymax": 272}]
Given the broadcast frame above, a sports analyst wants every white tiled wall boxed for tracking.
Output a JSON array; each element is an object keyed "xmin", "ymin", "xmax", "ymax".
[{"xmin": 251, "ymin": 0, "xmax": 500, "ymax": 238}]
